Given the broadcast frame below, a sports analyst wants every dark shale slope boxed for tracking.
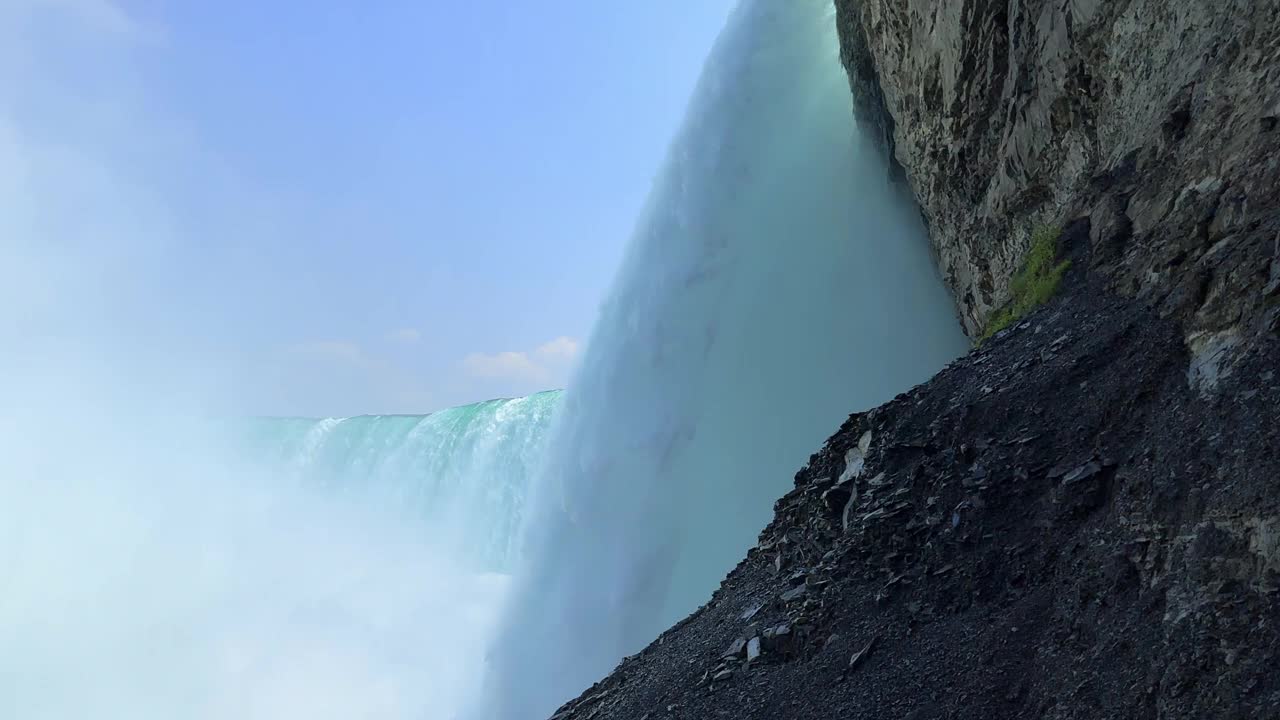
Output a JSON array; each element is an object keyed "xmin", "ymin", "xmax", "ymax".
[{"xmin": 551, "ymin": 255, "xmax": 1280, "ymax": 720}]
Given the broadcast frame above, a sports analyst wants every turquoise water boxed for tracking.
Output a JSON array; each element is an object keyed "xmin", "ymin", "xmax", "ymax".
[
  {"xmin": 235, "ymin": 390, "xmax": 561, "ymax": 571},
  {"xmin": 0, "ymin": 1, "xmax": 967, "ymax": 717},
  {"xmin": 478, "ymin": 0, "xmax": 967, "ymax": 716}
]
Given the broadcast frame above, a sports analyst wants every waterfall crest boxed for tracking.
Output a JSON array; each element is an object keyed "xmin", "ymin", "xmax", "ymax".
[{"xmin": 476, "ymin": 0, "xmax": 967, "ymax": 716}]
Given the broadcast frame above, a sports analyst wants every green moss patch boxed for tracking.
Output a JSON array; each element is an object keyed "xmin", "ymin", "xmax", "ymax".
[{"xmin": 979, "ymin": 225, "xmax": 1071, "ymax": 343}]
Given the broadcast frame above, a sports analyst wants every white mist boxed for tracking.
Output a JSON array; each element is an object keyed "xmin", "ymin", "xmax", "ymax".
[
  {"xmin": 476, "ymin": 0, "xmax": 967, "ymax": 717},
  {"xmin": 0, "ymin": 4, "xmax": 545, "ymax": 718}
]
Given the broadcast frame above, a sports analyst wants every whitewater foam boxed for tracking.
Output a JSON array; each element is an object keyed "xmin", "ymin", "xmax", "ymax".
[
  {"xmin": 238, "ymin": 392, "xmax": 560, "ymax": 571},
  {"xmin": 1, "ymin": 1, "xmax": 969, "ymax": 717},
  {"xmin": 476, "ymin": 0, "xmax": 967, "ymax": 716}
]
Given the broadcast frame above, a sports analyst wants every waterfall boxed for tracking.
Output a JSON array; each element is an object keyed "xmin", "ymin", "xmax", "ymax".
[
  {"xmin": 0, "ymin": 2, "xmax": 969, "ymax": 718},
  {"xmin": 238, "ymin": 391, "xmax": 561, "ymax": 572},
  {"xmin": 475, "ymin": 0, "xmax": 967, "ymax": 717}
]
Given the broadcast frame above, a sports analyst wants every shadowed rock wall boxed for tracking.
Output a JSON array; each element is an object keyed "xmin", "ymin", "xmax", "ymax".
[{"xmin": 837, "ymin": 0, "xmax": 1280, "ymax": 347}]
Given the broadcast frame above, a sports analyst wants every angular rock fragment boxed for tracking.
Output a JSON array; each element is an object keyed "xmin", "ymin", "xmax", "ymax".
[
  {"xmin": 722, "ymin": 637, "xmax": 746, "ymax": 659},
  {"xmin": 1062, "ymin": 461, "xmax": 1101, "ymax": 485},
  {"xmin": 838, "ymin": 430, "xmax": 874, "ymax": 484},
  {"xmin": 848, "ymin": 636, "xmax": 877, "ymax": 673},
  {"xmin": 780, "ymin": 584, "xmax": 808, "ymax": 603}
]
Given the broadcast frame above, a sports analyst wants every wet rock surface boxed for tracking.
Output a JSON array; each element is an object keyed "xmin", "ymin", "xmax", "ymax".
[
  {"xmin": 836, "ymin": 0, "xmax": 1280, "ymax": 343},
  {"xmin": 547, "ymin": 270, "xmax": 1280, "ymax": 719}
]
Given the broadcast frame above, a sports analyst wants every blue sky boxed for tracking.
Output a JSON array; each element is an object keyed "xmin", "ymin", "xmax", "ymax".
[{"xmin": 1, "ymin": 0, "xmax": 736, "ymax": 416}]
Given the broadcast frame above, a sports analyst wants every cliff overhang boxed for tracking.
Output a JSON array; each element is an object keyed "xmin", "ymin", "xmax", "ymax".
[{"xmin": 836, "ymin": 0, "xmax": 1280, "ymax": 345}]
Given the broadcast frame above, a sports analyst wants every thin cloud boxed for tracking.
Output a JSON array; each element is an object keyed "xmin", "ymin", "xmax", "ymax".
[
  {"xmin": 461, "ymin": 336, "xmax": 582, "ymax": 388},
  {"xmin": 386, "ymin": 328, "xmax": 422, "ymax": 344},
  {"xmin": 33, "ymin": 0, "xmax": 162, "ymax": 42},
  {"xmin": 462, "ymin": 350, "xmax": 548, "ymax": 384},
  {"xmin": 287, "ymin": 340, "xmax": 368, "ymax": 367},
  {"xmin": 534, "ymin": 336, "xmax": 580, "ymax": 363},
  {"xmin": 273, "ymin": 340, "xmax": 437, "ymax": 415}
]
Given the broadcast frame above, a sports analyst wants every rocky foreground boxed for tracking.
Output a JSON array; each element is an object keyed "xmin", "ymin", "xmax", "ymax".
[{"xmin": 550, "ymin": 244, "xmax": 1280, "ymax": 719}]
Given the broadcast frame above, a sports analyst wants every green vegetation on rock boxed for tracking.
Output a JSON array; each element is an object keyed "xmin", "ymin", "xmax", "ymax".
[{"xmin": 979, "ymin": 226, "xmax": 1070, "ymax": 342}]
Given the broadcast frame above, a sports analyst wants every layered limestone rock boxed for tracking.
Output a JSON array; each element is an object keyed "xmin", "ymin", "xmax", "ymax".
[{"xmin": 836, "ymin": 0, "xmax": 1280, "ymax": 343}]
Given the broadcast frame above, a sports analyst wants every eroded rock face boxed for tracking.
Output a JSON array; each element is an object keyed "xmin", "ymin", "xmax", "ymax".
[{"xmin": 836, "ymin": 0, "xmax": 1280, "ymax": 340}]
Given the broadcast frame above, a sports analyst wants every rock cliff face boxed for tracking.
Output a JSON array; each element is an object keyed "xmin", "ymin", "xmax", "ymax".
[{"xmin": 836, "ymin": 0, "xmax": 1280, "ymax": 342}]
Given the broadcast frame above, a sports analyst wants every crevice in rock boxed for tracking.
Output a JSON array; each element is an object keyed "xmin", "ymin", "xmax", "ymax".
[{"xmin": 834, "ymin": 0, "xmax": 904, "ymax": 183}]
